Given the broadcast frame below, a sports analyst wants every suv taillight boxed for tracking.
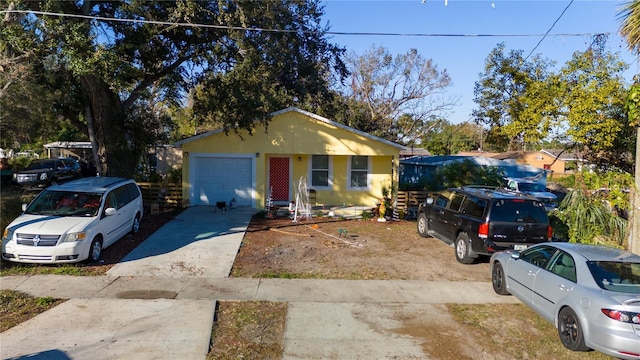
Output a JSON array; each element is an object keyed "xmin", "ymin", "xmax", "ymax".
[
  {"xmin": 547, "ymin": 226, "xmax": 553, "ymax": 240},
  {"xmin": 479, "ymin": 223, "xmax": 489, "ymax": 238}
]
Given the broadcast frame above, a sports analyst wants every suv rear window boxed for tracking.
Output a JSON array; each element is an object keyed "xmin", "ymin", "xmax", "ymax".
[{"xmin": 490, "ymin": 199, "xmax": 547, "ymax": 223}]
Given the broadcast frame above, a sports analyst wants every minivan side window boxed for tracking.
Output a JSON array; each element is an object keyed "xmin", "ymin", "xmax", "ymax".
[
  {"xmin": 105, "ymin": 192, "xmax": 118, "ymax": 210},
  {"xmin": 114, "ymin": 183, "xmax": 140, "ymax": 207}
]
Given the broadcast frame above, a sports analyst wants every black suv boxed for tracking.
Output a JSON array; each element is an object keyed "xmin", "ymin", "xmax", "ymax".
[
  {"xmin": 417, "ymin": 186, "xmax": 552, "ymax": 264},
  {"xmin": 13, "ymin": 158, "xmax": 81, "ymax": 190}
]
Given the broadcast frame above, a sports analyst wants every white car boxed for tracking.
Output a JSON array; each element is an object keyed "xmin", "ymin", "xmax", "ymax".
[
  {"xmin": 490, "ymin": 242, "xmax": 640, "ymax": 359},
  {"xmin": 2, "ymin": 177, "xmax": 143, "ymax": 264}
]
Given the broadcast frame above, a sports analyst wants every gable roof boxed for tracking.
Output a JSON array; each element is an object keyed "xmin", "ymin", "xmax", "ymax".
[{"xmin": 174, "ymin": 107, "xmax": 406, "ymax": 150}]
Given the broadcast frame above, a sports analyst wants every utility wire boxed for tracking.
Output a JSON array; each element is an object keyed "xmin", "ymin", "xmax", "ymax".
[
  {"xmin": 523, "ymin": 0, "xmax": 574, "ymax": 61},
  {"xmin": 1, "ymin": 8, "xmax": 604, "ymax": 39}
]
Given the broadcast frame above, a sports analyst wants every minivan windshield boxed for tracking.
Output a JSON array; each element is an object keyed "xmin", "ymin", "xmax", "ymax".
[{"xmin": 25, "ymin": 190, "xmax": 103, "ymax": 217}]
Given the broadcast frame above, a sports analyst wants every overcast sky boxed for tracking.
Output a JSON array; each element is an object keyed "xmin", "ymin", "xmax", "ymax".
[{"xmin": 321, "ymin": 0, "xmax": 638, "ymax": 123}]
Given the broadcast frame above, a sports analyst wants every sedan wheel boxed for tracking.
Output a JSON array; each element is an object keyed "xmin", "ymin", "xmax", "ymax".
[
  {"xmin": 417, "ymin": 213, "xmax": 429, "ymax": 238},
  {"xmin": 557, "ymin": 307, "xmax": 590, "ymax": 351},
  {"xmin": 491, "ymin": 262, "xmax": 510, "ymax": 295}
]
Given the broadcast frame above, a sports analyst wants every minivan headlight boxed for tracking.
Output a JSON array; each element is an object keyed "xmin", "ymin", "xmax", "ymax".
[
  {"xmin": 3, "ymin": 228, "xmax": 14, "ymax": 240},
  {"xmin": 60, "ymin": 232, "xmax": 86, "ymax": 242}
]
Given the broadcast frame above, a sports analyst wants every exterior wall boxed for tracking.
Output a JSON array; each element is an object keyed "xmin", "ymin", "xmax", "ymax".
[
  {"xmin": 179, "ymin": 110, "xmax": 402, "ymax": 209},
  {"xmin": 523, "ymin": 152, "xmax": 565, "ymax": 173}
]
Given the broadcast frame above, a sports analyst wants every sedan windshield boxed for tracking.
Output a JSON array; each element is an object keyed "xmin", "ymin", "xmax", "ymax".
[
  {"xmin": 25, "ymin": 190, "xmax": 102, "ymax": 217},
  {"xmin": 588, "ymin": 261, "xmax": 640, "ymax": 294}
]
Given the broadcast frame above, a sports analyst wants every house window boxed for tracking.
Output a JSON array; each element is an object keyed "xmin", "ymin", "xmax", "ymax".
[
  {"xmin": 311, "ymin": 155, "xmax": 330, "ymax": 187},
  {"xmin": 349, "ymin": 155, "xmax": 369, "ymax": 189}
]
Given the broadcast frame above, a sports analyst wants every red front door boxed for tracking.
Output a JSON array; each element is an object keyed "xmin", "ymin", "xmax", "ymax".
[{"xmin": 269, "ymin": 157, "xmax": 290, "ymax": 202}]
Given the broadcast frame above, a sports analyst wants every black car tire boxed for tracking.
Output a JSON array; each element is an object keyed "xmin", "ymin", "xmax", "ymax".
[
  {"xmin": 491, "ymin": 262, "xmax": 510, "ymax": 295},
  {"xmin": 417, "ymin": 213, "xmax": 430, "ymax": 238},
  {"xmin": 557, "ymin": 307, "xmax": 590, "ymax": 352},
  {"xmin": 454, "ymin": 232, "xmax": 476, "ymax": 264},
  {"xmin": 87, "ymin": 237, "xmax": 103, "ymax": 263},
  {"xmin": 131, "ymin": 214, "xmax": 141, "ymax": 234}
]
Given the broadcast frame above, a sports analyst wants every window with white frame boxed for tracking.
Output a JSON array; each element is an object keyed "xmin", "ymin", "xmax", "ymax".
[
  {"xmin": 311, "ymin": 155, "xmax": 330, "ymax": 187},
  {"xmin": 349, "ymin": 155, "xmax": 369, "ymax": 188}
]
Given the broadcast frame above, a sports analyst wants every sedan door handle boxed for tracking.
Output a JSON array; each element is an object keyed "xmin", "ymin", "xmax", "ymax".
[
  {"xmin": 527, "ymin": 270, "xmax": 536, "ymax": 276},
  {"xmin": 559, "ymin": 285, "xmax": 572, "ymax": 291}
]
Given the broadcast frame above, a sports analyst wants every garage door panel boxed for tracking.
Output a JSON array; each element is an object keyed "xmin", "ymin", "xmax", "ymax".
[{"xmin": 192, "ymin": 157, "xmax": 253, "ymax": 206}]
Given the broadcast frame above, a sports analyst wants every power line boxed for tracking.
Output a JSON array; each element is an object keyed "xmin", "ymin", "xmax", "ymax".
[
  {"xmin": 1, "ymin": 8, "xmax": 606, "ymax": 39},
  {"xmin": 524, "ymin": 0, "xmax": 574, "ymax": 61}
]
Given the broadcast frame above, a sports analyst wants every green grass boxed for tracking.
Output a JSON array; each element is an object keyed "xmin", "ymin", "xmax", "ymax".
[{"xmin": 0, "ymin": 290, "xmax": 64, "ymax": 332}]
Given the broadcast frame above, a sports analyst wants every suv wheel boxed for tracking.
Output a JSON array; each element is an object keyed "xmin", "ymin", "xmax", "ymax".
[
  {"xmin": 417, "ymin": 213, "xmax": 430, "ymax": 238},
  {"xmin": 454, "ymin": 233, "xmax": 476, "ymax": 264}
]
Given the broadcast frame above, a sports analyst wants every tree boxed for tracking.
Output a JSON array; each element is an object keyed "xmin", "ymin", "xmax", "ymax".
[
  {"xmin": 421, "ymin": 120, "xmax": 483, "ymax": 155},
  {"xmin": 472, "ymin": 43, "xmax": 555, "ymax": 151},
  {"xmin": 332, "ymin": 46, "xmax": 454, "ymax": 144},
  {"xmin": 558, "ymin": 48, "xmax": 632, "ymax": 172},
  {"xmin": 1, "ymin": 0, "xmax": 345, "ymax": 177}
]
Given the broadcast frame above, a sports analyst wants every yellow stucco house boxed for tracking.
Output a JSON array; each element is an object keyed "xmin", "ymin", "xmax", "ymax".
[{"xmin": 174, "ymin": 108, "xmax": 406, "ymax": 209}]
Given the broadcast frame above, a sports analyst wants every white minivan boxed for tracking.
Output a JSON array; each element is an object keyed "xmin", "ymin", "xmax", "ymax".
[{"xmin": 2, "ymin": 177, "xmax": 144, "ymax": 264}]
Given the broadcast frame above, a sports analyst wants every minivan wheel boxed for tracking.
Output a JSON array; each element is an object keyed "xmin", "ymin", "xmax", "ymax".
[
  {"xmin": 491, "ymin": 262, "xmax": 510, "ymax": 295},
  {"xmin": 131, "ymin": 214, "xmax": 141, "ymax": 234},
  {"xmin": 557, "ymin": 307, "xmax": 589, "ymax": 351},
  {"xmin": 88, "ymin": 237, "xmax": 103, "ymax": 263},
  {"xmin": 417, "ymin": 213, "xmax": 429, "ymax": 238},
  {"xmin": 454, "ymin": 233, "xmax": 476, "ymax": 264}
]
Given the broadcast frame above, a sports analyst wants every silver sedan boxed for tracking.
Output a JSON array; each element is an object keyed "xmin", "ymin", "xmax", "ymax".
[{"xmin": 490, "ymin": 242, "xmax": 640, "ymax": 359}]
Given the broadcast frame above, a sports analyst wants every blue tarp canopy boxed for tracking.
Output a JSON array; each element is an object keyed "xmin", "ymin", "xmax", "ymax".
[{"xmin": 399, "ymin": 155, "xmax": 547, "ymax": 187}]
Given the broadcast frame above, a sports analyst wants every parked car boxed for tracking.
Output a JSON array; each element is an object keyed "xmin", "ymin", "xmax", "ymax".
[
  {"xmin": 2, "ymin": 177, "xmax": 143, "ymax": 264},
  {"xmin": 416, "ymin": 186, "xmax": 552, "ymax": 264},
  {"xmin": 13, "ymin": 158, "xmax": 81, "ymax": 190},
  {"xmin": 490, "ymin": 242, "xmax": 640, "ymax": 359},
  {"xmin": 505, "ymin": 177, "xmax": 558, "ymax": 212}
]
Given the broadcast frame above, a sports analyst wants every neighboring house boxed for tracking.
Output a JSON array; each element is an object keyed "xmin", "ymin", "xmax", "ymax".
[
  {"xmin": 174, "ymin": 107, "xmax": 406, "ymax": 209},
  {"xmin": 491, "ymin": 150, "xmax": 565, "ymax": 174},
  {"xmin": 540, "ymin": 149, "xmax": 586, "ymax": 172}
]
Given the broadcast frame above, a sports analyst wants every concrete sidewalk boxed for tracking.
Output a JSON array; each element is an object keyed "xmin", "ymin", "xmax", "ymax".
[{"xmin": 1, "ymin": 206, "xmax": 517, "ymax": 360}]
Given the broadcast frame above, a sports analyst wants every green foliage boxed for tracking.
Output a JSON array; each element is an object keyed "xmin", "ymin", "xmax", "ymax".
[
  {"xmin": 552, "ymin": 189, "xmax": 628, "ymax": 247},
  {"xmin": 559, "ymin": 49, "xmax": 632, "ymax": 172},
  {"xmin": 472, "ymin": 43, "xmax": 555, "ymax": 151},
  {"xmin": 421, "ymin": 120, "xmax": 483, "ymax": 155},
  {"xmin": 434, "ymin": 159, "xmax": 504, "ymax": 190},
  {"xmin": 625, "ymin": 79, "xmax": 640, "ymax": 127}
]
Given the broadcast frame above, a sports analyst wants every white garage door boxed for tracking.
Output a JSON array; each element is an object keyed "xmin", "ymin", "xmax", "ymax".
[{"xmin": 191, "ymin": 156, "xmax": 253, "ymax": 207}]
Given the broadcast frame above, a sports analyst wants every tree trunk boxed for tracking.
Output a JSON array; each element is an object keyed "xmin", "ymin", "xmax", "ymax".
[{"xmin": 81, "ymin": 74, "xmax": 137, "ymax": 178}]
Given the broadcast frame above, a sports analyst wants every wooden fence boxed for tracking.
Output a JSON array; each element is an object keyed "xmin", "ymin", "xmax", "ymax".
[
  {"xmin": 396, "ymin": 190, "xmax": 432, "ymax": 210},
  {"xmin": 137, "ymin": 182, "xmax": 183, "ymax": 212}
]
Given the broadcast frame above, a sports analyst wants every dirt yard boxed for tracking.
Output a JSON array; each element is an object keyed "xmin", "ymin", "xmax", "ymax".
[{"xmin": 231, "ymin": 215, "xmax": 491, "ymax": 281}]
